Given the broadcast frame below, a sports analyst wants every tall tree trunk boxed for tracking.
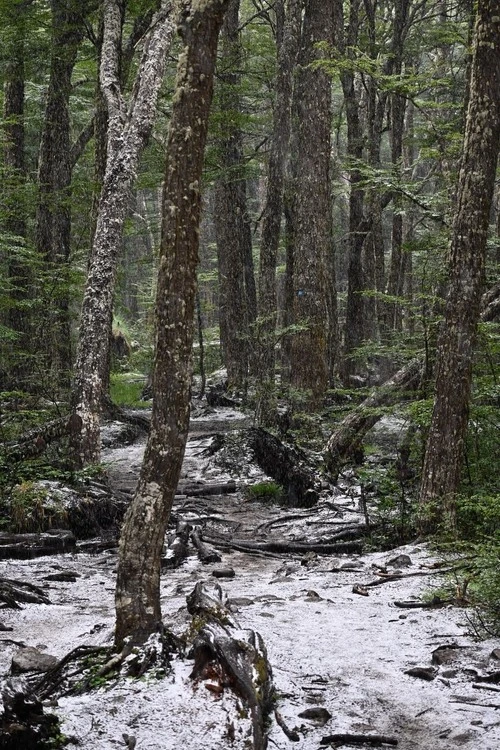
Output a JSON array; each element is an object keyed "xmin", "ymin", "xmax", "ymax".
[
  {"xmin": 35, "ymin": 0, "xmax": 87, "ymax": 388},
  {"xmin": 418, "ymin": 2, "xmax": 500, "ymax": 529},
  {"xmin": 289, "ymin": 0, "xmax": 335, "ymax": 405},
  {"xmin": 70, "ymin": 0, "xmax": 175, "ymax": 468},
  {"xmin": 257, "ymin": 0, "xmax": 302, "ymax": 388},
  {"xmin": 214, "ymin": 0, "xmax": 251, "ymax": 391},
  {"xmin": 115, "ymin": 0, "xmax": 229, "ymax": 648},
  {"xmin": 2, "ymin": 13, "xmax": 29, "ymax": 388}
]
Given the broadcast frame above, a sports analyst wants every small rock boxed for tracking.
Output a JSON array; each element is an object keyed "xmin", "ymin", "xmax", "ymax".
[
  {"xmin": 305, "ymin": 590, "xmax": 322, "ymax": 601},
  {"xmin": 352, "ymin": 584, "xmax": 369, "ymax": 596},
  {"xmin": 0, "ymin": 622, "xmax": 14, "ymax": 632},
  {"xmin": 405, "ymin": 667, "xmax": 437, "ymax": 681},
  {"xmin": 229, "ymin": 597, "xmax": 254, "ymax": 607},
  {"xmin": 212, "ymin": 568, "xmax": 235, "ymax": 579},
  {"xmin": 432, "ymin": 646, "xmax": 460, "ymax": 666},
  {"xmin": 298, "ymin": 707, "xmax": 332, "ymax": 726},
  {"xmin": 387, "ymin": 554, "xmax": 412, "ymax": 568},
  {"xmin": 301, "ymin": 552, "xmax": 317, "ymax": 566},
  {"xmin": 490, "ymin": 648, "xmax": 500, "ymax": 661},
  {"xmin": 11, "ymin": 647, "xmax": 58, "ymax": 674}
]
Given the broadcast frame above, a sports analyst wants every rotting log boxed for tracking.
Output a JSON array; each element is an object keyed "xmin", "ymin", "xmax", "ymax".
[
  {"xmin": 202, "ymin": 535, "xmax": 363, "ymax": 556},
  {"xmin": 248, "ymin": 427, "xmax": 320, "ymax": 507},
  {"xmin": 3, "ymin": 414, "xmax": 81, "ymax": 462},
  {"xmin": 0, "ymin": 531, "xmax": 76, "ymax": 561},
  {"xmin": 0, "ymin": 577, "xmax": 51, "ymax": 608},
  {"xmin": 178, "ymin": 480, "xmax": 237, "ymax": 497},
  {"xmin": 162, "ymin": 521, "xmax": 192, "ymax": 570},
  {"xmin": 320, "ymin": 733, "xmax": 398, "ymax": 747},
  {"xmin": 191, "ymin": 528, "xmax": 222, "ymax": 564},
  {"xmin": 323, "ymin": 358, "xmax": 422, "ymax": 478},
  {"xmin": 187, "ymin": 582, "xmax": 274, "ymax": 750}
]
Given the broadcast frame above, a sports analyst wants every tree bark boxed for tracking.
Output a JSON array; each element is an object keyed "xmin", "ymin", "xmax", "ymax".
[
  {"xmin": 256, "ymin": 0, "xmax": 302, "ymax": 386},
  {"xmin": 70, "ymin": 0, "xmax": 175, "ymax": 468},
  {"xmin": 418, "ymin": 2, "xmax": 500, "ymax": 528},
  {"xmin": 214, "ymin": 0, "xmax": 252, "ymax": 391},
  {"xmin": 289, "ymin": 0, "xmax": 335, "ymax": 405},
  {"xmin": 115, "ymin": 0, "xmax": 229, "ymax": 648},
  {"xmin": 35, "ymin": 0, "xmax": 89, "ymax": 387}
]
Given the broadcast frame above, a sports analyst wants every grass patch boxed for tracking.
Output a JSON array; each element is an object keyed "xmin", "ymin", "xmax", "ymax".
[
  {"xmin": 245, "ymin": 481, "xmax": 284, "ymax": 504},
  {"xmin": 110, "ymin": 373, "xmax": 148, "ymax": 408}
]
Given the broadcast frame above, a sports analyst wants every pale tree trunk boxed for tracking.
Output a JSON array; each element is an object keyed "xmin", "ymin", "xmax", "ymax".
[
  {"xmin": 70, "ymin": 0, "xmax": 175, "ymax": 468},
  {"xmin": 256, "ymin": 0, "xmax": 302, "ymax": 388},
  {"xmin": 214, "ymin": 0, "xmax": 251, "ymax": 391},
  {"xmin": 115, "ymin": 0, "xmax": 229, "ymax": 648},
  {"xmin": 419, "ymin": 2, "xmax": 500, "ymax": 529},
  {"xmin": 289, "ymin": 0, "xmax": 335, "ymax": 405}
]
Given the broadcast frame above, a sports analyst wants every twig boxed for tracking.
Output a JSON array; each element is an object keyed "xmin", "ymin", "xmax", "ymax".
[{"xmin": 274, "ymin": 709, "xmax": 300, "ymax": 741}]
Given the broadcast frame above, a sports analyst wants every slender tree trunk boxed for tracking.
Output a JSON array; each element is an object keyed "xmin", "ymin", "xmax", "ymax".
[
  {"xmin": 419, "ymin": 2, "xmax": 500, "ymax": 529},
  {"xmin": 115, "ymin": 0, "xmax": 229, "ymax": 648},
  {"xmin": 214, "ymin": 0, "xmax": 251, "ymax": 391},
  {"xmin": 257, "ymin": 0, "xmax": 302, "ymax": 387},
  {"xmin": 70, "ymin": 0, "xmax": 175, "ymax": 468},
  {"xmin": 2, "ymin": 17, "xmax": 29, "ymax": 388},
  {"xmin": 289, "ymin": 0, "xmax": 335, "ymax": 405},
  {"xmin": 35, "ymin": 0, "xmax": 88, "ymax": 387}
]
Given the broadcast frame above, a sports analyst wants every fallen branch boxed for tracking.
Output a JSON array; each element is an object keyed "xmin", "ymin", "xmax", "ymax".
[
  {"xmin": 472, "ymin": 683, "xmax": 500, "ymax": 694},
  {"xmin": 190, "ymin": 528, "xmax": 222, "ymax": 564},
  {"xmin": 274, "ymin": 709, "xmax": 300, "ymax": 741},
  {"xmin": 320, "ymin": 733, "xmax": 398, "ymax": 747},
  {"xmin": 0, "ymin": 577, "xmax": 51, "ymax": 608},
  {"xmin": 203, "ymin": 535, "xmax": 364, "ymax": 556}
]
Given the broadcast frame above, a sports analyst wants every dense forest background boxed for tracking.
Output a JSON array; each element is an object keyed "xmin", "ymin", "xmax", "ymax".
[{"xmin": 0, "ymin": 0, "xmax": 499, "ymax": 639}]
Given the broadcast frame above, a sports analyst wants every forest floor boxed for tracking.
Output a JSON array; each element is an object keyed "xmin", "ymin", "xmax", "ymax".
[{"xmin": 1, "ymin": 406, "xmax": 499, "ymax": 750}]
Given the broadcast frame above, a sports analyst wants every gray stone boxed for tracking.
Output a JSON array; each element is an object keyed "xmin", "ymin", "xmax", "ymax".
[{"xmin": 11, "ymin": 647, "xmax": 58, "ymax": 674}]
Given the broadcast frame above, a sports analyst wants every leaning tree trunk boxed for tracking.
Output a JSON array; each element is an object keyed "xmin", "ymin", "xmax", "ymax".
[
  {"xmin": 289, "ymin": 0, "xmax": 335, "ymax": 405},
  {"xmin": 70, "ymin": 0, "xmax": 175, "ymax": 468},
  {"xmin": 418, "ymin": 2, "xmax": 500, "ymax": 529},
  {"xmin": 115, "ymin": 0, "xmax": 229, "ymax": 648}
]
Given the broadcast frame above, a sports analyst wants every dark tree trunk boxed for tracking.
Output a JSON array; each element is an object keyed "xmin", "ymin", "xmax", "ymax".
[
  {"xmin": 70, "ymin": 0, "xmax": 175, "ymax": 468},
  {"xmin": 257, "ymin": 0, "xmax": 302, "ymax": 388},
  {"xmin": 35, "ymin": 0, "xmax": 88, "ymax": 387},
  {"xmin": 2, "ymin": 14, "xmax": 29, "ymax": 389},
  {"xmin": 214, "ymin": 0, "xmax": 252, "ymax": 391},
  {"xmin": 289, "ymin": 0, "xmax": 335, "ymax": 405},
  {"xmin": 419, "ymin": 2, "xmax": 500, "ymax": 528},
  {"xmin": 115, "ymin": 0, "xmax": 229, "ymax": 647}
]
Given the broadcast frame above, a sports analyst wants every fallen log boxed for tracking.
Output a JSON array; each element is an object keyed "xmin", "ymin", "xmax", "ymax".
[
  {"xmin": 0, "ymin": 531, "xmax": 76, "ymax": 560},
  {"xmin": 187, "ymin": 582, "xmax": 274, "ymax": 750},
  {"xmin": 320, "ymin": 733, "xmax": 398, "ymax": 747},
  {"xmin": 2, "ymin": 414, "xmax": 83, "ymax": 463},
  {"xmin": 323, "ymin": 358, "xmax": 422, "ymax": 478},
  {"xmin": 203, "ymin": 535, "xmax": 363, "ymax": 556},
  {"xmin": 178, "ymin": 480, "xmax": 237, "ymax": 497},
  {"xmin": 0, "ymin": 578, "xmax": 51, "ymax": 608},
  {"xmin": 162, "ymin": 521, "xmax": 192, "ymax": 569},
  {"xmin": 248, "ymin": 427, "xmax": 320, "ymax": 507},
  {"xmin": 190, "ymin": 528, "xmax": 222, "ymax": 564}
]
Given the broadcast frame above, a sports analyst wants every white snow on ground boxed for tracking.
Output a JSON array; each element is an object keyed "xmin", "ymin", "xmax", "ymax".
[
  {"xmin": 1, "ymin": 418, "xmax": 499, "ymax": 749},
  {"xmin": 1, "ymin": 542, "xmax": 499, "ymax": 750}
]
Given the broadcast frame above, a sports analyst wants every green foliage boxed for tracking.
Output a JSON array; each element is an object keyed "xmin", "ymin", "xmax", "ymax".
[
  {"xmin": 245, "ymin": 481, "xmax": 283, "ymax": 504},
  {"xmin": 109, "ymin": 373, "xmax": 148, "ymax": 408}
]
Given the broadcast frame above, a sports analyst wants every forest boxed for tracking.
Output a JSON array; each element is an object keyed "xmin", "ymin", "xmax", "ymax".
[{"xmin": 0, "ymin": 0, "xmax": 499, "ymax": 748}]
